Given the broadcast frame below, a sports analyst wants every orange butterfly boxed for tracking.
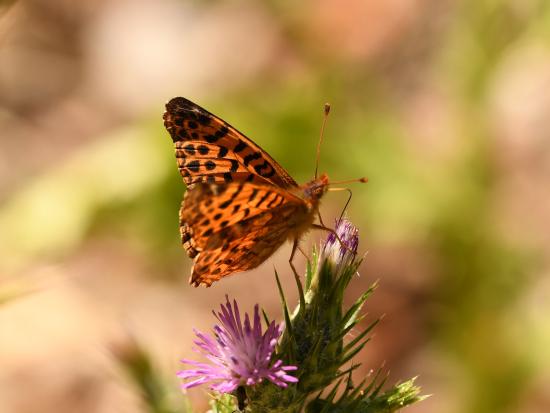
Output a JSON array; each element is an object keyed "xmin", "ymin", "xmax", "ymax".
[{"xmin": 164, "ymin": 97, "xmax": 360, "ymax": 287}]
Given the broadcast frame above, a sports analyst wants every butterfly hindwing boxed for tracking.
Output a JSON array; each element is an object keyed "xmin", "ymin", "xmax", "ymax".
[
  {"xmin": 179, "ymin": 182, "xmax": 312, "ymax": 286},
  {"xmin": 164, "ymin": 97, "xmax": 298, "ymax": 189}
]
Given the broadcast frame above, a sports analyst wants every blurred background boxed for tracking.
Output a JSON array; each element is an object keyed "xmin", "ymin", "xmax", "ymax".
[{"xmin": 1, "ymin": 0, "xmax": 549, "ymax": 412}]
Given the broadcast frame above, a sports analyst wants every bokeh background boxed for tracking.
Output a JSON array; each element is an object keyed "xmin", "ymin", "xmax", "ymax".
[{"xmin": 1, "ymin": 0, "xmax": 550, "ymax": 412}]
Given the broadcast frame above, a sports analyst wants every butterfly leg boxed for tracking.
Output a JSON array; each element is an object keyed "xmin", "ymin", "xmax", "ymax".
[
  {"xmin": 297, "ymin": 244, "xmax": 310, "ymax": 262},
  {"xmin": 317, "ymin": 211, "xmax": 326, "ymax": 227},
  {"xmin": 289, "ymin": 239, "xmax": 305, "ymax": 299}
]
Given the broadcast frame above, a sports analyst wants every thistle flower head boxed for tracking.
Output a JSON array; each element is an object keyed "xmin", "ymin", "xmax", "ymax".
[
  {"xmin": 321, "ymin": 218, "xmax": 359, "ymax": 273},
  {"xmin": 177, "ymin": 296, "xmax": 298, "ymax": 393}
]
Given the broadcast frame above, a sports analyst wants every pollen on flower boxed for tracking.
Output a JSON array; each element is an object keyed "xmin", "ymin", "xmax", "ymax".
[{"xmin": 177, "ymin": 296, "xmax": 298, "ymax": 393}]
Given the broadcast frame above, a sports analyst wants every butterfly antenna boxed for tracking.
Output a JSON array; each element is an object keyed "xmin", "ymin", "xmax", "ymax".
[
  {"xmin": 329, "ymin": 177, "xmax": 368, "ymax": 185},
  {"xmin": 314, "ymin": 103, "xmax": 331, "ymax": 179}
]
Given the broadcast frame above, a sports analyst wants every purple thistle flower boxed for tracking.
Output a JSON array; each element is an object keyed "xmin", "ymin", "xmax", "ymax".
[
  {"xmin": 177, "ymin": 296, "xmax": 298, "ymax": 393},
  {"xmin": 322, "ymin": 218, "xmax": 359, "ymax": 273}
]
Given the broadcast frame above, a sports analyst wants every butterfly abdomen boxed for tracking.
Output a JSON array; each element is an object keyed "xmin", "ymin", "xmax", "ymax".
[{"xmin": 288, "ymin": 206, "xmax": 317, "ymax": 244}]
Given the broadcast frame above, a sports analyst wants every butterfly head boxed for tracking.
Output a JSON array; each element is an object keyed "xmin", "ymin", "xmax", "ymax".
[{"xmin": 302, "ymin": 173, "xmax": 329, "ymax": 203}]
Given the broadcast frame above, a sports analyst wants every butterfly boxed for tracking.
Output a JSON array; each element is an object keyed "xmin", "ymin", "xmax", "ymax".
[{"xmin": 164, "ymin": 97, "xmax": 335, "ymax": 287}]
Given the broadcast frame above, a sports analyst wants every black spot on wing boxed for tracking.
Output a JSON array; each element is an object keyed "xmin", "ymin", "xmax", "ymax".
[
  {"xmin": 254, "ymin": 161, "xmax": 269, "ymax": 174},
  {"xmin": 248, "ymin": 188, "xmax": 259, "ymax": 202},
  {"xmin": 219, "ymin": 199, "xmax": 232, "ymax": 209},
  {"xmin": 183, "ymin": 143, "xmax": 195, "ymax": 155},
  {"xmin": 197, "ymin": 114, "xmax": 211, "ymax": 126},
  {"xmin": 205, "ymin": 125, "xmax": 230, "ymax": 143},
  {"xmin": 234, "ymin": 140, "xmax": 247, "ymax": 153},
  {"xmin": 218, "ymin": 146, "xmax": 229, "ymax": 157},
  {"xmin": 243, "ymin": 152, "xmax": 262, "ymax": 166},
  {"xmin": 255, "ymin": 191, "xmax": 272, "ymax": 208},
  {"xmin": 186, "ymin": 160, "xmax": 200, "ymax": 173},
  {"xmin": 217, "ymin": 125, "xmax": 229, "ymax": 138},
  {"xmin": 218, "ymin": 184, "xmax": 243, "ymax": 209},
  {"xmin": 267, "ymin": 194, "xmax": 283, "ymax": 208},
  {"xmin": 172, "ymin": 129, "xmax": 189, "ymax": 142},
  {"xmin": 262, "ymin": 168, "xmax": 276, "ymax": 178},
  {"xmin": 197, "ymin": 145, "xmax": 209, "ymax": 155}
]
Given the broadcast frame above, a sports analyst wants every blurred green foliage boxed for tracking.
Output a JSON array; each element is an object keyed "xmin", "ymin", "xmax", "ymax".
[{"xmin": 112, "ymin": 336, "xmax": 190, "ymax": 413}]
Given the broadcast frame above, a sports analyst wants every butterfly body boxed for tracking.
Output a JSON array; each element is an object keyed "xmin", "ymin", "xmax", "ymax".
[{"xmin": 164, "ymin": 97, "xmax": 329, "ymax": 287}]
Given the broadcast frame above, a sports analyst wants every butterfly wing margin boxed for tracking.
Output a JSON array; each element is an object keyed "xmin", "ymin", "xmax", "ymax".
[
  {"xmin": 179, "ymin": 182, "xmax": 312, "ymax": 287},
  {"xmin": 164, "ymin": 97, "xmax": 298, "ymax": 189}
]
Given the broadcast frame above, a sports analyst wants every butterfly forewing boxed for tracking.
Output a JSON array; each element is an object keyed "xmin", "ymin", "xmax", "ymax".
[
  {"xmin": 164, "ymin": 97, "xmax": 298, "ymax": 189},
  {"xmin": 179, "ymin": 182, "xmax": 312, "ymax": 287}
]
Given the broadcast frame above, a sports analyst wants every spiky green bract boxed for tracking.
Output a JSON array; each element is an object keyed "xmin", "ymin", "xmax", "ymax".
[
  {"xmin": 306, "ymin": 376, "xmax": 426, "ymax": 413},
  {"xmin": 287, "ymin": 250, "xmax": 369, "ymax": 393},
  {"xmin": 242, "ymin": 249, "xmax": 376, "ymax": 412}
]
